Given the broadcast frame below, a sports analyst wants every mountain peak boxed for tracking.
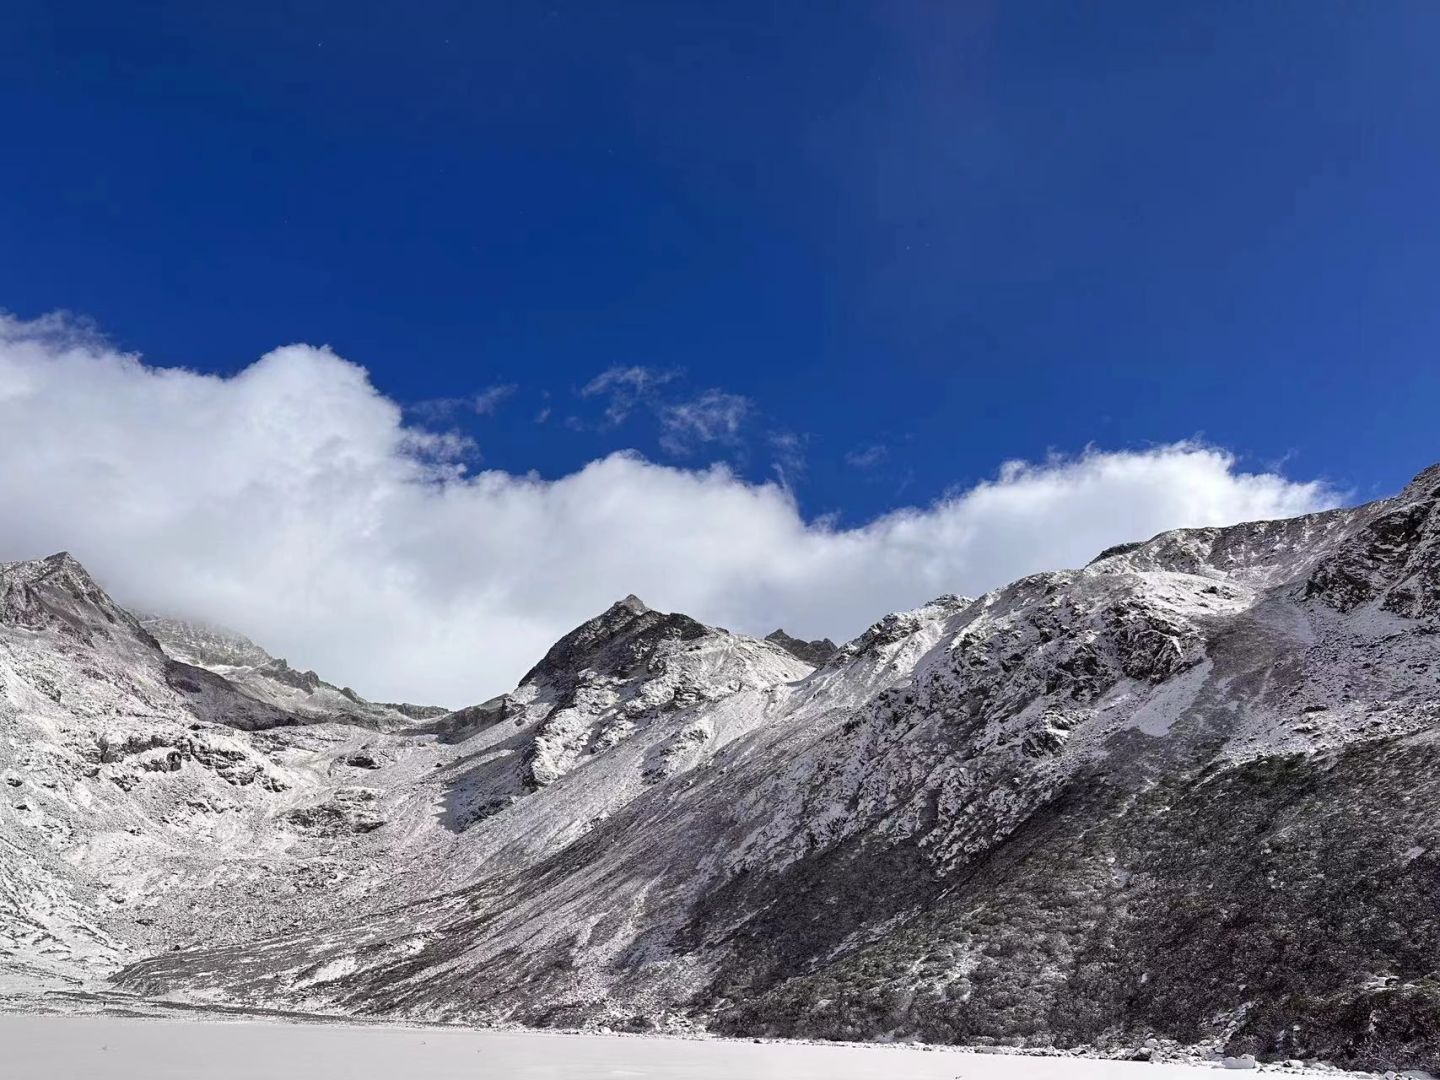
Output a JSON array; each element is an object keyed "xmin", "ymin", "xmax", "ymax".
[
  {"xmin": 612, "ymin": 593, "xmax": 649, "ymax": 615},
  {"xmin": 1399, "ymin": 462, "xmax": 1440, "ymax": 501},
  {"xmin": 519, "ymin": 595, "xmax": 700, "ymax": 689},
  {"xmin": 1, "ymin": 549, "xmax": 95, "ymax": 584},
  {"xmin": 765, "ymin": 629, "xmax": 839, "ymax": 666},
  {"xmin": 0, "ymin": 549, "xmax": 140, "ymax": 641}
]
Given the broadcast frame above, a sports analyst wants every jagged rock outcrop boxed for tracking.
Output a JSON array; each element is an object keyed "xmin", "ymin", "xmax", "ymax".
[
  {"xmin": 509, "ymin": 594, "xmax": 811, "ymax": 790},
  {"xmin": 1301, "ymin": 463, "xmax": 1440, "ymax": 617},
  {"xmin": 765, "ymin": 629, "xmax": 839, "ymax": 666}
]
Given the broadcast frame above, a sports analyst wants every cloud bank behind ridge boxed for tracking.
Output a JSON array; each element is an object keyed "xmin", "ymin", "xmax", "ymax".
[{"xmin": 0, "ymin": 314, "xmax": 1339, "ymax": 705}]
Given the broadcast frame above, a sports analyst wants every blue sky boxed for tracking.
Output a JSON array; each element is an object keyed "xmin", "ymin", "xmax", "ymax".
[
  {"xmin": 1, "ymin": 5, "xmax": 1438, "ymax": 700},
  {"xmin": 4, "ymin": 2, "xmax": 1438, "ymax": 524}
]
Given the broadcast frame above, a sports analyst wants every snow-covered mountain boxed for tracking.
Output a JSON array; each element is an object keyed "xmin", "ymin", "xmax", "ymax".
[
  {"xmin": 138, "ymin": 615, "xmax": 447, "ymax": 729},
  {"xmin": 6, "ymin": 465, "xmax": 1440, "ymax": 1071}
]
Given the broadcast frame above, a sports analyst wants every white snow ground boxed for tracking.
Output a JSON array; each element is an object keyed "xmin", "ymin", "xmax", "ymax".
[{"xmin": 0, "ymin": 1014, "xmax": 1327, "ymax": 1080}]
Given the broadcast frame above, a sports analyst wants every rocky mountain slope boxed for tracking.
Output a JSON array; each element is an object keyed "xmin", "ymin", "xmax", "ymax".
[
  {"xmin": 6, "ymin": 466, "xmax": 1440, "ymax": 1071},
  {"xmin": 0, "ymin": 556, "xmax": 816, "ymax": 1000}
]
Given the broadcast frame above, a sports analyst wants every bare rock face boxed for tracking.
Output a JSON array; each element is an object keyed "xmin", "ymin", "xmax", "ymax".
[
  {"xmin": 285, "ymin": 788, "xmax": 385, "ymax": 835},
  {"xmin": 1302, "ymin": 463, "xmax": 1440, "ymax": 616},
  {"xmin": 517, "ymin": 593, "xmax": 689, "ymax": 689},
  {"xmin": 135, "ymin": 747, "xmax": 183, "ymax": 773}
]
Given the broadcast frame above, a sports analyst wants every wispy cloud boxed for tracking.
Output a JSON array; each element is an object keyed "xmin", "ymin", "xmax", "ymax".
[
  {"xmin": 410, "ymin": 383, "xmax": 517, "ymax": 421},
  {"xmin": 472, "ymin": 383, "xmax": 516, "ymax": 416},
  {"xmin": 579, "ymin": 365, "xmax": 678, "ymax": 425},
  {"xmin": 658, "ymin": 389, "xmax": 752, "ymax": 455},
  {"xmin": 845, "ymin": 443, "xmax": 888, "ymax": 469},
  {"xmin": 769, "ymin": 431, "xmax": 809, "ymax": 487},
  {"xmin": 577, "ymin": 366, "xmax": 753, "ymax": 458}
]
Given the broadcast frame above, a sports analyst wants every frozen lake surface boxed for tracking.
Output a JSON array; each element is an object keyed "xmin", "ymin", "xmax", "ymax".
[{"xmin": 1, "ymin": 1013, "xmax": 1279, "ymax": 1080}]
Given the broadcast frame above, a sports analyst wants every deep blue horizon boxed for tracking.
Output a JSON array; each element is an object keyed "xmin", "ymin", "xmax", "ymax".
[{"xmin": 4, "ymin": 1, "xmax": 1439, "ymax": 524}]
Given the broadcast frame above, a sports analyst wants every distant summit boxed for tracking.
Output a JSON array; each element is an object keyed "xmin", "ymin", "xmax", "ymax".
[
  {"xmin": 764, "ymin": 628, "xmax": 838, "ymax": 666},
  {"xmin": 139, "ymin": 614, "xmax": 275, "ymax": 669},
  {"xmin": 141, "ymin": 612, "xmax": 444, "ymax": 728}
]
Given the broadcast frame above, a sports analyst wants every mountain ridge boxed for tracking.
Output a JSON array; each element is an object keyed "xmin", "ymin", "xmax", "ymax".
[
  {"xmin": 4, "ymin": 465, "xmax": 1440, "ymax": 1070},
  {"xmin": 139, "ymin": 614, "xmax": 447, "ymax": 729}
]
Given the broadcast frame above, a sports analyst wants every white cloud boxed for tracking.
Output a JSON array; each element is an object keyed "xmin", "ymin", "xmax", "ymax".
[
  {"xmin": 658, "ymin": 389, "xmax": 751, "ymax": 455},
  {"xmin": 0, "ymin": 314, "xmax": 1341, "ymax": 706},
  {"xmin": 578, "ymin": 365, "xmax": 676, "ymax": 425}
]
